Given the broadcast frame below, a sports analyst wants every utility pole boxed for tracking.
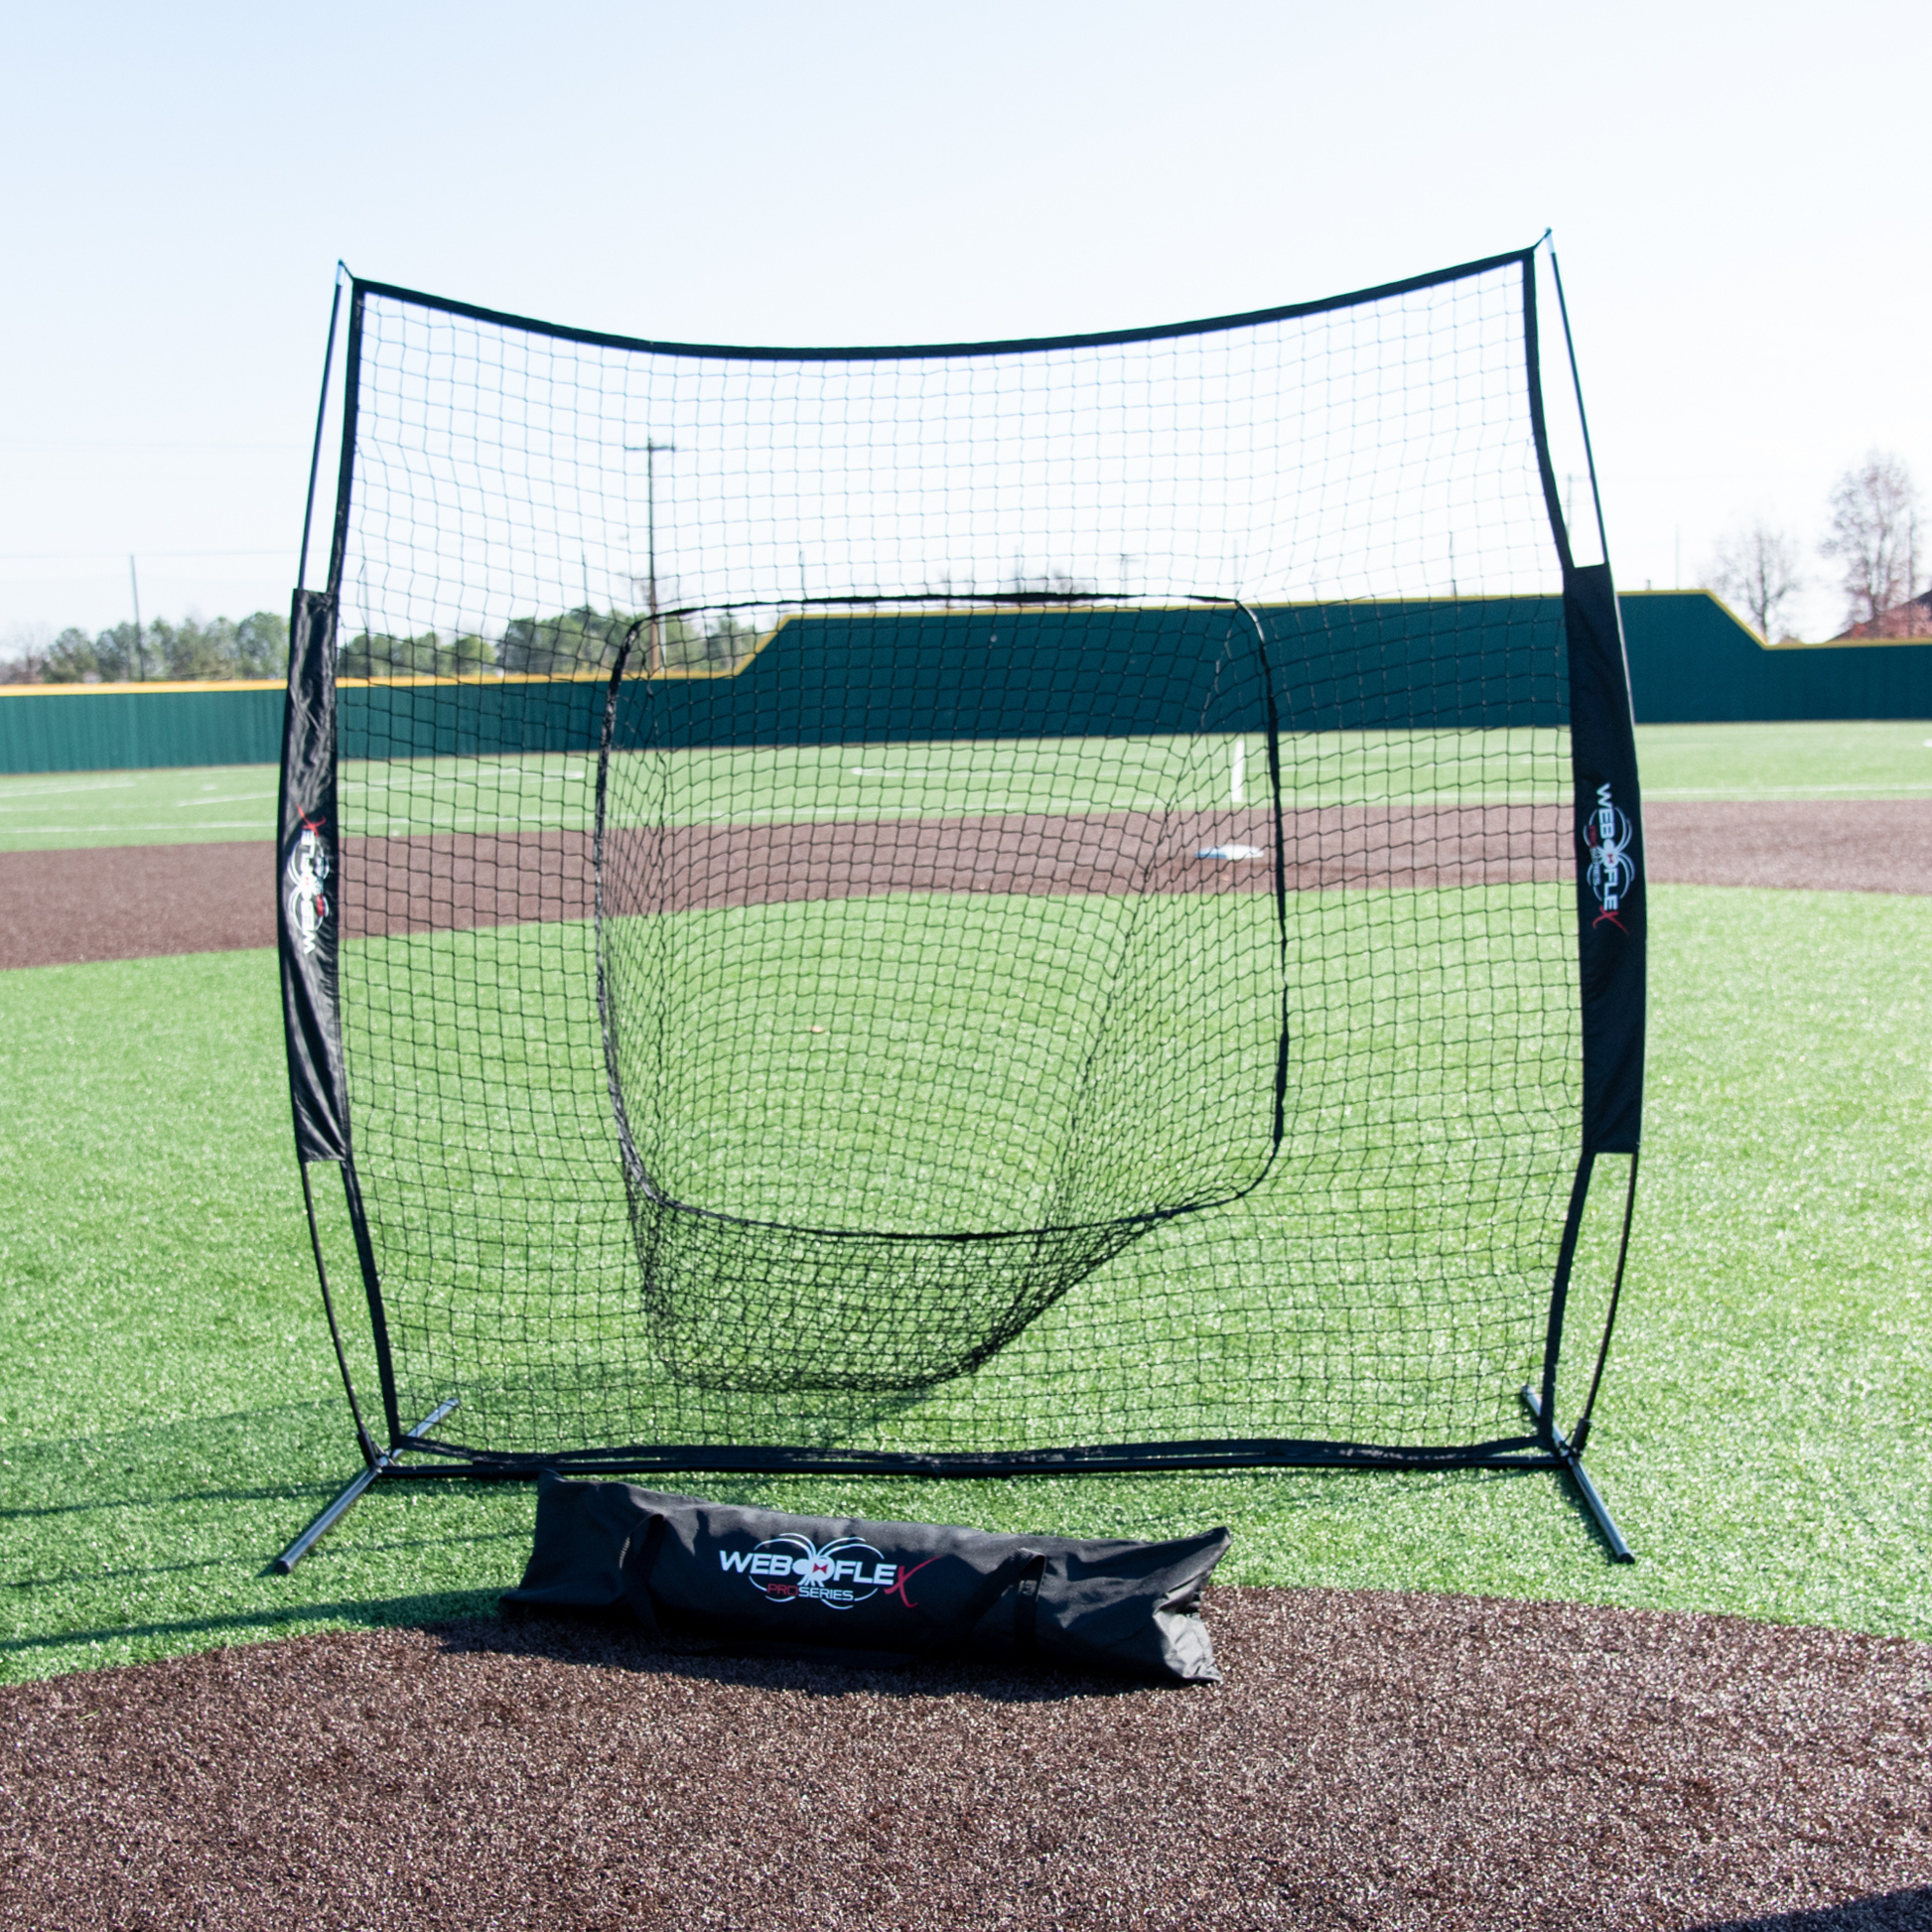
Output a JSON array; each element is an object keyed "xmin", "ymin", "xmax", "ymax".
[
  {"xmin": 624, "ymin": 439, "xmax": 675, "ymax": 673},
  {"xmin": 129, "ymin": 555, "xmax": 146, "ymax": 682}
]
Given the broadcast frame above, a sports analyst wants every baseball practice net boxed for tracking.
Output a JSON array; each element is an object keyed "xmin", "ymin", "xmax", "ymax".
[{"xmin": 276, "ymin": 243, "xmax": 1645, "ymax": 1552}]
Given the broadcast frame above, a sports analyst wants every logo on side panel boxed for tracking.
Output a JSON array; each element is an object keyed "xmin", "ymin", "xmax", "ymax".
[
  {"xmin": 715, "ymin": 1535, "xmax": 936, "ymax": 1611},
  {"xmin": 1583, "ymin": 783, "xmax": 1634, "ymax": 932},
  {"xmin": 285, "ymin": 816, "xmax": 331, "ymax": 957}
]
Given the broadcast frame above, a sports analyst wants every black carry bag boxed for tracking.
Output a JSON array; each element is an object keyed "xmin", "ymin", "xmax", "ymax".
[{"xmin": 503, "ymin": 1472, "xmax": 1229, "ymax": 1685}]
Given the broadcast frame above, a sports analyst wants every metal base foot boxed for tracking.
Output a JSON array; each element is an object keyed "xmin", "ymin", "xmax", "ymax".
[
  {"xmin": 274, "ymin": 1397, "xmax": 460, "ymax": 1574},
  {"xmin": 1520, "ymin": 1385, "xmax": 1634, "ymax": 1563}
]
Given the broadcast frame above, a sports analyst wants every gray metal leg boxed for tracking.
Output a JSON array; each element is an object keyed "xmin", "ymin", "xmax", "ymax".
[
  {"xmin": 274, "ymin": 1397, "xmax": 461, "ymax": 1574},
  {"xmin": 1520, "ymin": 1384, "xmax": 1634, "ymax": 1564}
]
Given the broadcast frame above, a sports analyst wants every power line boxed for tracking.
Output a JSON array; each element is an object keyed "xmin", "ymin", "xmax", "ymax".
[
  {"xmin": 0, "ymin": 440, "xmax": 305, "ymax": 453},
  {"xmin": 0, "ymin": 548, "xmax": 289, "ymax": 562}
]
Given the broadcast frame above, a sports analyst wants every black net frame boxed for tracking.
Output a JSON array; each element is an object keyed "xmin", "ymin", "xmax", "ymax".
[{"xmin": 277, "ymin": 242, "xmax": 1646, "ymax": 1494}]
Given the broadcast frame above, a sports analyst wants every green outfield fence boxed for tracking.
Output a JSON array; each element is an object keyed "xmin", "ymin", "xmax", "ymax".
[
  {"xmin": 4, "ymin": 593, "xmax": 1930, "ymax": 775},
  {"xmin": 0, "ymin": 679, "xmax": 287, "ymax": 774},
  {"xmin": 1618, "ymin": 591, "xmax": 1932, "ymax": 723}
]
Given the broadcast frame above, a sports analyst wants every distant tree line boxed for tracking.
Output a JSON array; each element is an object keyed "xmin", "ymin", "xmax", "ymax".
[
  {"xmin": 1, "ymin": 611, "xmax": 290, "ymax": 684},
  {"xmin": 341, "ymin": 605, "xmax": 763, "ymax": 679},
  {"xmin": 1, "ymin": 603, "xmax": 768, "ymax": 686}
]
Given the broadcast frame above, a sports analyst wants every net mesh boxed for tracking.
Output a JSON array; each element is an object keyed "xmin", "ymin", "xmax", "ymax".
[{"xmin": 323, "ymin": 257, "xmax": 1580, "ymax": 1463}]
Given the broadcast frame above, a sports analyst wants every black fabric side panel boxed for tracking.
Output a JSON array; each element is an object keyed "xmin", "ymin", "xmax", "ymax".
[
  {"xmin": 1566, "ymin": 562, "xmax": 1645, "ymax": 1154},
  {"xmin": 278, "ymin": 589, "xmax": 347, "ymax": 1164}
]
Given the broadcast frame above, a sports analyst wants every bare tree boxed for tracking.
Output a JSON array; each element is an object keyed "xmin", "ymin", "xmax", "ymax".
[
  {"xmin": 1705, "ymin": 521, "xmax": 1805, "ymax": 642},
  {"xmin": 0, "ymin": 623, "xmax": 53, "ymax": 684},
  {"xmin": 1821, "ymin": 453, "xmax": 1923, "ymax": 634}
]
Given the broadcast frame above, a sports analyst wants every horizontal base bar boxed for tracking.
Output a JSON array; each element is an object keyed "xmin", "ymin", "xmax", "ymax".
[
  {"xmin": 352, "ymin": 1428, "xmax": 1565, "ymax": 1480},
  {"xmin": 276, "ymin": 1406, "xmax": 1630, "ymax": 1569}
]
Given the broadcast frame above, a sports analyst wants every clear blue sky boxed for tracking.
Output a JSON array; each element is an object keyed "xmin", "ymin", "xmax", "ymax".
[{"xmin": 3, "ymin": 0, "xmax": 1925, "ymax": 642}]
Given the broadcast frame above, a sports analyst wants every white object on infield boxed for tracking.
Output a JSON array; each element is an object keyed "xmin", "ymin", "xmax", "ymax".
[{"xmin": 1196, "ymin": 845, "xmax": 1264, "ymax": 861}]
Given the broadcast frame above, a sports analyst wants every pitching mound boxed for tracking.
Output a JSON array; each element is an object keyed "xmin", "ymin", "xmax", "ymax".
[{"xmin": 2, "ymin": 1587, "xmax": 1926, "ymax": 1931}]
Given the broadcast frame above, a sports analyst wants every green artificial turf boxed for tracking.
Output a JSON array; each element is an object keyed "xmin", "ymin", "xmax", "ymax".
[
  {"xmin": 0, "ymin": 763, "xmax": 280, "ymax": 850},
  {"xmin": 3, "ymin": 731, "xmax": 1568, "ymax": 856},
  {"xmin": 12, "ymin": 714, "xmax": 1926, "ymax": 857},
  {"xmin": 338, "ymin": 877, "xmax": 1575, "ymax": 1456},
  {"xmin": 1636, "ymin": 718, "xmax": 1932, "ymax": 798},
  {"xmin": 2, "ymin": 879, "xmax": 1927, "ymax": 1683}
]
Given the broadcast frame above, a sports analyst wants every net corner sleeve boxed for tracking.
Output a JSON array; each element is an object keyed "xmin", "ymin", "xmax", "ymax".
[
  {"xmin": 1566, "ymin": 563, "xmax": 1645, "ymax": 1155},
  {"xmin": 277, "ymin": 587, "xmax": 350, "ymax": 1165}
]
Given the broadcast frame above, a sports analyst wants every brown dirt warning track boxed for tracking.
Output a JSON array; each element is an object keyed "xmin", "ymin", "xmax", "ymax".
[
  {"xmin": 4, "ymin": 799, "xmax": 1930, "ymax": 1928},
  {"xmin": 4, "ymin": 799, "xmax": 1930, "ymax": 971}
]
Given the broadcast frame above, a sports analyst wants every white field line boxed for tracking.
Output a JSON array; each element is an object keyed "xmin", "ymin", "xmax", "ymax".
[
  {"xmin": 0, "ymin": 780, "xmax": 137, "ymax": 801},
  {"xmin": 0, "ymin": 821, "xmax": 273, "ymax": 835}
]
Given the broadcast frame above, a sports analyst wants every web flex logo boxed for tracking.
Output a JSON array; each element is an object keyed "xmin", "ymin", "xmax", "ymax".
[
  {"xmin": 717, "ymin": 1535, "xmax": 932, "ymax": 1610},
  {"xmin": 1583, "ymin": 782, "xmax": 1635, "ymax": 932},
  {"xmin": 284, "ymin": 816, "xmax": 331, "ymax": 958}
]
